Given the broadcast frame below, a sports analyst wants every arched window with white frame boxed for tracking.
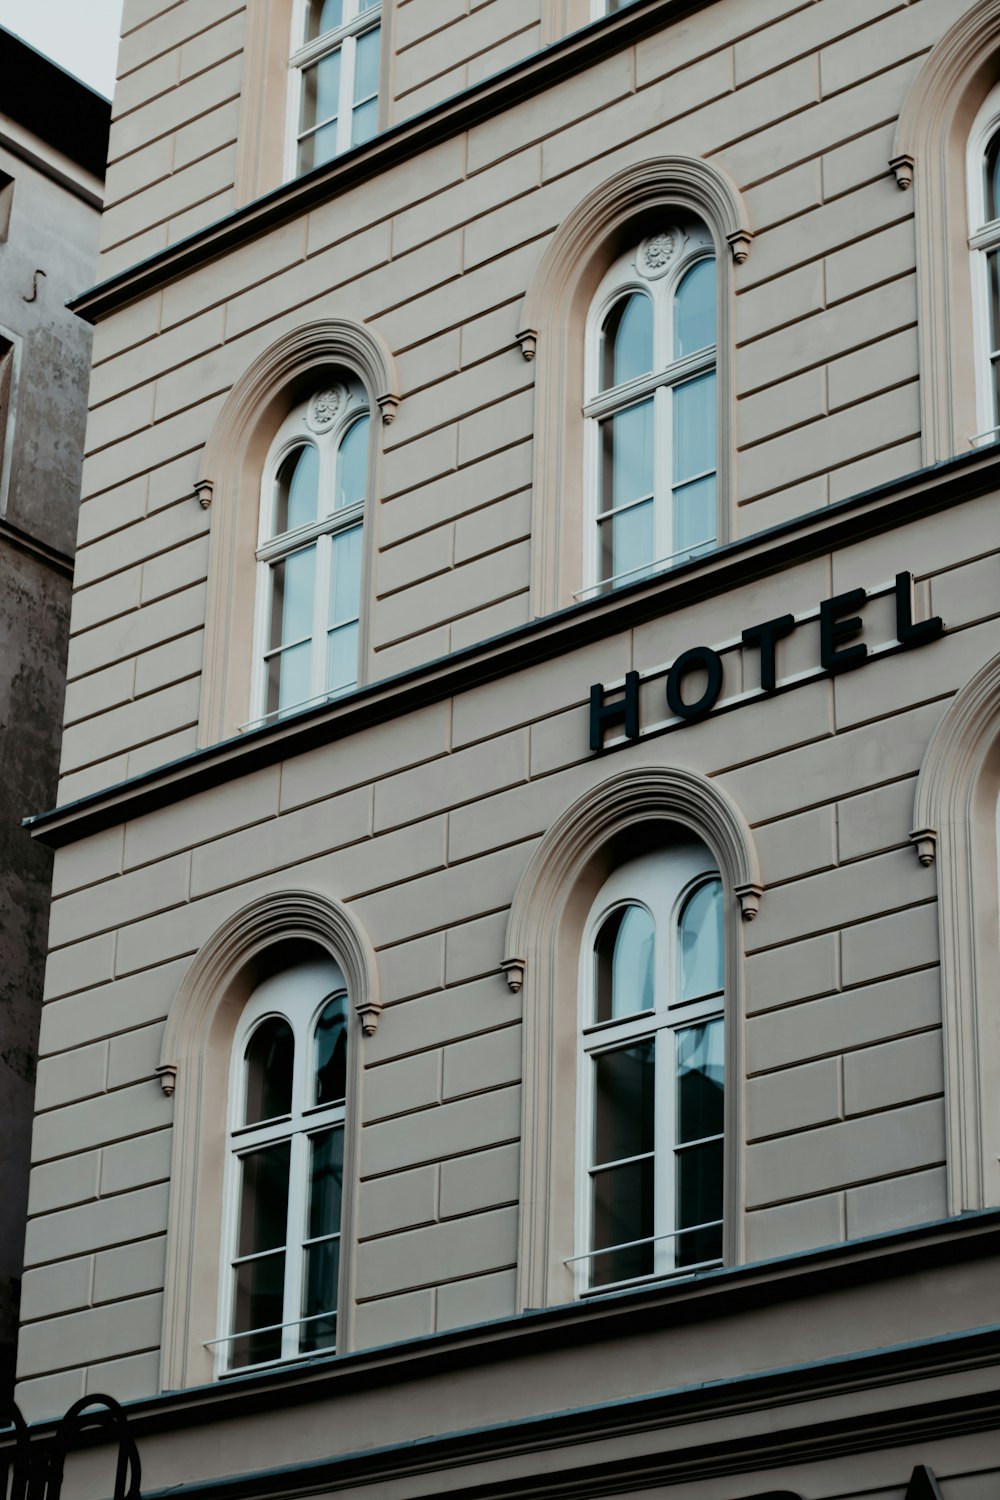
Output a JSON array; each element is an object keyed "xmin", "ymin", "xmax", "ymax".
[
  {"xmin": 253, "ymin": 379, "xmax": 370, "ymax": 725},
  {"xmin": 289, "ymin": 0, "xmax": 381, "ymax": 177},
  {"xmin": 217, "ymin": 956, "xmax": 350, "ymax": 1374},
  {"xmin": 584, "ymin": 219, "xmax": 718, "ymax": 595},
  {"xmin": 575, "ymin": 842, "xmax": 725, "ymax": 1295},
  {"xmin": 968, "ymin": 84, "xmax": 1000, "ymax": 447}
]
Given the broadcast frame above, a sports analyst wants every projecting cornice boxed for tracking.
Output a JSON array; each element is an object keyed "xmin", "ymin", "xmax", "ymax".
[
  {"xmin": 22, "ymin": 443, "xmax": 1000, "ymax": 848},
  {"xmin": 71, "ymin": 0, "xmax": 727, "ymax": 325}
]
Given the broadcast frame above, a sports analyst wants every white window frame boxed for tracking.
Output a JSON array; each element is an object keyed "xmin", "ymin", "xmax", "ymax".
[
  {"xmin": 250, "ymin": 382, "xmax": 370, "ymax": 727},
  {"xmin": 589, "ymin": 0, "xmax": 639, "ymax": 17},
  {"xmin": 967, "ymin": 84, "xmax": 1000, "ymax": 447},
  {"xmin": 573, "ymin": 845, "xmax": 725, "ymax": 1299},
  {"xmin": 286, "ymin": 0, "xmax": 382, "ymax": 180},
  {"xmin": 215, "ymin": 957, "xmax": 349, "ymax": 1377},
  {"xmin": 582, "ymin": 223, "xmax": 717, "ymax": 597}
]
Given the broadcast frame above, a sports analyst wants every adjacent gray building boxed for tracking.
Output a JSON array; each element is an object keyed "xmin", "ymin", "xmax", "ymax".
[{"xmin": 0, "ymin": 28, "xmax": 108, "ymax": 1397}]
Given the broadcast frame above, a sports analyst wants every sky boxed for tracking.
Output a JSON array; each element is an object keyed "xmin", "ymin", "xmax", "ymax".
[{"xmin": 0, "ymin": 0, "xmax": 124, "ymax": 99}]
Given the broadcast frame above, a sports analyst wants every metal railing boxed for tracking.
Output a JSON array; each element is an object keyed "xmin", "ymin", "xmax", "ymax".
[{"xmin": 1, "ymin": 1395, "xmax": 140, "ymax": 1500}]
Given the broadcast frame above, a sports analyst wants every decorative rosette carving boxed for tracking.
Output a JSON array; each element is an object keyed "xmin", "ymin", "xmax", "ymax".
[
  {"xmin": 637, "ymin": 228, "xmax": 686, "ymax": 279},
  {"xmin": 307, "ymin": 385, "xmax": 346, "ymax": 432}
]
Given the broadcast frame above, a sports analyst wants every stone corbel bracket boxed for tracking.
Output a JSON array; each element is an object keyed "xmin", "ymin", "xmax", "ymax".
[
  {"xmin": 156, "ymin": 1063, "xmax": 178, "ymax": 1097},
  {"xmin": 194, "ymin": 478, "xmax": 214, "ymax": 510},
  {"xmin": 890, "ymin": 152, "xmax": 915, "ymax": 190},
  {"xmin": 516, "ymin": 328, "xmax": 538, "ymax": 362},
  {"xmin": 377, "ymin": 392, "xmax": 400, "ymax": 424},
  {"xmin": 726, "ymin": 228, "xmax": 753, "ymax": 264},
  {"xmin": 355, "ymin": 998, "xmax": 382, "ymax": 1036},
  {"xmin": 500, "ymin": 956, "xmax": 526, "ymax": 992},
  {"xmin": 910, "ymin": 826, "xmax": 938, "ymax": 866},
  {"xmin": 734, "ymin": 882, "xmax": 764, "ymax": 921}
]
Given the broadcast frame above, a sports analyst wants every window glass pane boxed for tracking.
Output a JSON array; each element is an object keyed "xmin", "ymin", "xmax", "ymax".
[
  {"xmin": 244, "ymin": 1018, "xmax": 294, "ymax": 1124},
  {"xmin": 674, "ymin": 258, "xmax": 716, "ymax": 359},
  {"xmin": 336, "ymin": 418, "xmax": 369, "ymax": 510},
  {"xmin": 329, "ymin": 525, "xmax": 362, "ymax": 626},
  {"xmin": 308, "ymin": 1128, "xmax": 344, "ymax": 1240},
  {"xmin": 353, "ymin": 25, "xmax": 380, "ymax": 102},
  {"xmin": 269, "ymin": 546, "xmax": 316, "ymax": 651},
  {"xmin": 351, "ymin": 98, "xmax": 378, "ymax": 148},
  {"xmin": 301, "ymin": 50, "xmax": 340, "ymax": 132},
  {"xmin": 300, "ymin": 1239, "xmax": 339, "ymax": 1353},
  {"xmin": 326, "ymin": 623, "xmax": 359, "ymax": 694},
  {"xmin": 304, "ymin": 0, "xmax": 343, "ymax": 41},
  {"xmin": 274, "ymin": 446, "xmax": 318, "ymax": 535},
  {"xmin": 679, "ymin": 879, "xmax": 723, "ymax": 1000},
  {"xmin": 590, "ymin": 1158, "xmax": 654, "ymax": 1286},
  {"xmin": 673, "ymin": 372, "xmax": 716, "ymax": 485},
  {"xmin": 237, "ymin": 1142, "xmax": 291, "ymax": 1256},
  {"xmin": 598, "ymin": 497, "xmax": 653, "ymax": 585},
  {"xmin": 989, "ymin": 250, "xmax": 1000, "ymax": 355},
  {"xmin": 986, "ymin": 131, "xmax": 1000, "ymax": 223},
  {"xmin": 298, "ymin": 120, "xmax": 340, "ymax": 174},
  {"xmin": 267, "ymin": 640, "xmax": 312, "ymax": 716},
  {"xmin": 677, "ymin": 1020, "xmax": 724, "ymax": 1143},
  {"xmin": 315, "ymin": 994, "xmax": 348, "ymax": 1105},
  {"xmin": 593, "ymin": 1039, "xmax": 654, "ymax": 1165},
  {"xmin": 601, "ymin": 294, "xmax": 653, "ymax": 390},
  {"xmin": 601, "ymin": 400, "xmax": 653, "ymax": 511},
  {"xmin": 675, "ymin": 1138, "xmax": 723, "ymax": 1267},
  {"xmin": 594, "ymin": 904, "xmax": 654, "ymax": 1022},
  {"xmin": 231, "ymin": 1252, "xmax": 285, "ymax": 1368},
  {"xmin": 673, "ymin": 475, "xmax": 716, "ymax": 560}
]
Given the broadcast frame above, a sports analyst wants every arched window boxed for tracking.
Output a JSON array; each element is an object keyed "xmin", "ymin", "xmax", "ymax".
[
  {"xmin": 219, "ymin": 956, "xmax": 350, "ymax": 1373},
  {"xmin": 576, "ymin": 845, "xmax": 725, "ymax": 1294},
  {"xmin": 252, "ymin": 381, "xmax": 369, "ymax": 724},
  {"xmin": 968, "ymin": 84, "xmax": 1000, "ymax": 446},
  {"xmin": 289, "ymin": 0, "xmax": 381, "ymax": 176},
  {"xmin": 583, "ymin": 221, "xmax": 718, "ymax": 595}
]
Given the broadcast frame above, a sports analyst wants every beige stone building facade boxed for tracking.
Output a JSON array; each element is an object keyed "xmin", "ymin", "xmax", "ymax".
[{"xmin": 8, "ymin": 0, "xmax": 1000, "ymax": 1497}]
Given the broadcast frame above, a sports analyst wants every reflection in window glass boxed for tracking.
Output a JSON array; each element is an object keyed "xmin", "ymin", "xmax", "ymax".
[
  {"xmin": 305, "ymin": 0, "xmax": 343, "ymax": 41},
  {"xmin": 594, "ymin": 905, "xmax": 654, "ymax": 1022},
  {"xmin": 336, "ymin": 416, "xmax": 368, "ymax": 509},
  {"xmin": 601, "ymin": 293, "xmax": 653, "ymax": 390},
  {"xmin": 315, "ymin": 993, "xmax": 349, "ymax": 1105},
  {"xmin": 274, "ymin": 446, "xmax": 319, "ymax": 535},
  {"xmin": 679, "ymin": 879, "xmax": 724, "ymax": 1000},
  {"xmin": 986, "ymin": 131, "xmax": 1000, "ymax": 222},
  {"xmin": 590, "ymin": 1040, "xmax": 654, "ymax": 1286},
  {"xmin": 244, "ymin": 1019, "xmax": 294, "ymax": 1124},
  {"xmin": 675, "ymin": 1019, "xmax": 724, "ymax": 1266},
  {"xmin": 674, "ymin": 258, "xmax": 716, "ymax": 359}
]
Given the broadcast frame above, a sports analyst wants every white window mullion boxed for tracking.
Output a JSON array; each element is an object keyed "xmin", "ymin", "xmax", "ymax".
[
  {"xmin": 311, "ymin": 531, "xmax": 333, "ymax": 703},
  {"xmin": 338, "ymin": 35, "xmax": 356, "ymax": 158},
  {"xmin": 282, "ymin": 1131, "xmax": 308, "ymax": 1359}
]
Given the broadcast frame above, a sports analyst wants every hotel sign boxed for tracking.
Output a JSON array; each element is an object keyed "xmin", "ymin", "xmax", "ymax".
[{"xmin": 589, "ymin": 571, "xmax": 943, "ymax": 752}]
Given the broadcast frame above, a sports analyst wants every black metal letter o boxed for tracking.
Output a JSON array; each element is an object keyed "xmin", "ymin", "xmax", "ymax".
[{"xmin": 666, "ymin": 645, "xmax": 724, "ymax": 721}]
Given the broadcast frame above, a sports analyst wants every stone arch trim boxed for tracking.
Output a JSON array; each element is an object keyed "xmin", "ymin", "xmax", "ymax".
[
  {"xmin": 910, "ymin": 650, "xmax": 1000, "ymax": 1215},
  {"xmin": 517, "ymin": 156, "xmax": 752, "ymax": 617},
  {"xmin": 504, "ymin": 764, "xmax": 761, "ymax": 1311},
  {"xmin": 519, "ymin": 155, "xmax": 752, "ymax": 339},
  {"xmin": 158, "ymin": 889, "xmax": 379, "ymax": 1390},
  {"xmin": 889, "ymin": 0, "xmax": 1000, "ymax": 461},
  {"xmin": 198, "ymin": 318, "xmax": 400, "ymax": 744}
]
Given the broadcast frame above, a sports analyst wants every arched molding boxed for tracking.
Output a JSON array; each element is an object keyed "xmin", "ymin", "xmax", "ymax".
[
  {"xmin": 504, "ymin": 764, "xmax": 760, "ymax": 1311},
  {"xmin": 518, "ymin": 156, "xmax": 752, "ymax": 617},
  {"xmin": 910, "ymin": 650, "xmax": 1000, "ymax": 1216},
  {"xmin": 890, "ymin": 0, "xmax": 1000, "ymax": 461},
  {"xmin": 197, "ymin": 318, "xmax": 399, "ymax": 745},
  {"xmin": 158, "ymin": 889, "xmax": 379, "ymax": 1391}
]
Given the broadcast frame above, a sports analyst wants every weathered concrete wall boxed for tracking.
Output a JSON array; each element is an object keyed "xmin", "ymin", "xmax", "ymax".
[{"xmin": 0, "ymin": 112, "xmax": 103, "ymax": 1394}]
